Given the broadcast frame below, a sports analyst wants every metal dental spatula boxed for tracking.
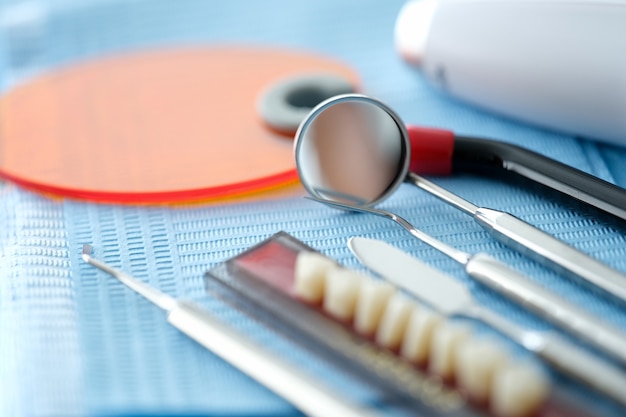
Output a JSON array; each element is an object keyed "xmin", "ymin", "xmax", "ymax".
[{"xmin": 348, "ymin": 236, "xmax": 626, "ymax": 408}]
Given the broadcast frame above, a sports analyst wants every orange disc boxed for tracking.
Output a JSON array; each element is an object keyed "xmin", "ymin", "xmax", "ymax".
[{"xmin": 0, "ymin": 47, "xmax": 359, "ymax": 203}]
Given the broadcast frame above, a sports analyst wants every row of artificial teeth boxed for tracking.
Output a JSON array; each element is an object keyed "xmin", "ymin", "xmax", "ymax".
[{"xmin": 294, "ymin": 251, "xmax": 549, "ymax": 417}]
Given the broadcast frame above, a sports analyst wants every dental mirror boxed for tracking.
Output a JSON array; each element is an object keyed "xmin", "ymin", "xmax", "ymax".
[
  {"xmin": 294, "ymin": 94, "xmax": 626, "ymax": 306},
  {"xmin": 294, "ymin": 94, "xmax": 410, "ymax": 207}
]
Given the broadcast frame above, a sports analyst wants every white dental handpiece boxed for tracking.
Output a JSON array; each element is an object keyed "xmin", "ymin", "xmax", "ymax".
[{"xmin": 395, "ymin": 0, "xmax": 626, "ymax": 146}]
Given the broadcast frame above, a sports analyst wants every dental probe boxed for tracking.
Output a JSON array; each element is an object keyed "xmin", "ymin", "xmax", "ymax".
[
  {"xmin": 81, "ymin": 244, "xmax": 382, "ymax": 417},
  {"xmin": 405, "ymin": 170, "xmax": 626, "ymax": 305}
]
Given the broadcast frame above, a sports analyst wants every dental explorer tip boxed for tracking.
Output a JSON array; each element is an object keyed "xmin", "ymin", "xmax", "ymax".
[{"xmin": 81, "ymin": 244, "xmax": 94, "ymax": 262}]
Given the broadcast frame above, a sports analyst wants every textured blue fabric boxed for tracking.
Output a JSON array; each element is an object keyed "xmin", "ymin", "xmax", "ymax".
[{"xmin": 2, "ymin": 1, "xmax": 626, "ymax": 416}]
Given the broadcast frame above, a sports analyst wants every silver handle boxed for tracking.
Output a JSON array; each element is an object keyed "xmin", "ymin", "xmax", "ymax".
[
  {"xmin": 465, "ymin": 253, "xmax": 626, "ymax": 367},
  {"xmin": 471, "ymin": 305, "xmax": 626, "ymax": 407},
  {"xmin": 167, "ymin": 301, "xmax": 382, "ymax": 417},
  {"xmin": 475, "ymin": 208, "xmax": 626, "ymax": 303},
  {"xmin": 537, "ymin": 333, "xmax": 626, "ymax": 408}
]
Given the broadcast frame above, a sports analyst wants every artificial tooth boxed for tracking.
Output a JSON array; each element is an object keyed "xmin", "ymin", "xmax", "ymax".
[
  {"xmin": 323, "ymin": 267, "xmax": 363, "ymax": 321},
  {"xmin": 354, "ymin": 279, "xmax": 395, "ymax": 335},
  {"xmin": 375, "ymin": 293, "xmax": 415, "ymax": 350},
  {"xmin": 428, "ymin": 321, "xmax": 471, "ymax": 380},
  {"xmin": 294, "ymin": 251, "xmax": 337, "ymax": 303},
  {"xmin": 456, "ymin": 337, "xmax": 509, "ymax": 403},
  {"xmin": 400, "ymin": 307, "xmax": 444, "ymax": 366},
  {"xmin": 490, "ymin": 362, "xmax": 549, "ymax": 417}
]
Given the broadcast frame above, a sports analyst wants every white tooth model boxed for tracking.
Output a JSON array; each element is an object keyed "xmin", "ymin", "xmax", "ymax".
[
  {"xmin": 322, "ymin": 268, "xmax": 363, "ymax": 321},
  {"xmin": 375, "ymin": 293, "xmax": 414, "ymax": 349},
  {"xmin": 491, "ymin": 362, "xmax": 550, "ymax": 417},
  {"xmin": 455, "ymin": 337, "xmax": 509, "ymax": 403},
  {"xmin": 354, "ymin": 279, "xmax": 395, "ymax": 335},
  {"xmin": 395, "ymin": 0, "xmax": 626, "ymax": 146},
  {"xmin": 428, "ymin": 321, "xmax": 471, "ymax": 379},
  {"xmin": 293, "ymin": 252, "xmax": 336, "ymax": 303},
  {"xmin": 400, "ymin": 307, "xmax": 443, "ymax": 365}
]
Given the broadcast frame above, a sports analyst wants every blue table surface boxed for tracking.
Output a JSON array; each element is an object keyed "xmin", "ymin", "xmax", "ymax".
[{"xmin": 2, "ymin": 1, "xmax": 626, "ymax": 416}]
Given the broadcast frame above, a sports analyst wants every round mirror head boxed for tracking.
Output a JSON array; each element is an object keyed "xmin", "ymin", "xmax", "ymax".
[{"xmin": 294, "ymin": 94, "xmax": 410, "ymax": 207}]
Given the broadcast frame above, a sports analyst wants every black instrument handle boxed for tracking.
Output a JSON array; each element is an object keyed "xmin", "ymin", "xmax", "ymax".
[{"xmin": 452, "ymin": 136, "xmax": 626, "ymax": 222}]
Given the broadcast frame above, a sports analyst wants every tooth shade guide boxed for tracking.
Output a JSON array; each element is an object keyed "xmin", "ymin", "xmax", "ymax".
[
  {"xmin": 218, "ymin": 233, "xmax": 592, "ymax": 417},
  {"xmin": 290, "ymin": 249, "xmax": 545, "ymax": 412},
  {"xmin": 290, "ymin": 250, "xmax": 550, "ymax": 414}
]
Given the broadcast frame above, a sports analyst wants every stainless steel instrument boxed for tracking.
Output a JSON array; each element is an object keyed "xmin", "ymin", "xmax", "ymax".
[
  {"xmin": 81, "ymin": 244, "xmax": 382, "ymax": 417},
  {"xmin": 407, "ymin": 171, "xmax": 626, "ymax": 304},
  {"xmin": 293, "ymin": 94, "xmax": 626, "ymax": 304}
]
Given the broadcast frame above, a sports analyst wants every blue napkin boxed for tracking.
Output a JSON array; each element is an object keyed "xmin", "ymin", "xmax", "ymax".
[{"xmin": 2, "ymin": 1, "xmax": 626, "ymax": 416}]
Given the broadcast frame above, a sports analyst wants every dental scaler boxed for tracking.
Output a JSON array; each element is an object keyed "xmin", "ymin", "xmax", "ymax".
[{"xmin": 395, "ymin": 0, "xmax": 626, "ymax": 146}]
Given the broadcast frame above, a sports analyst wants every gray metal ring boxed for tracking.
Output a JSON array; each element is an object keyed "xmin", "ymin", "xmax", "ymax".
[{"xmin": 257, "ymin": 72, "xmax": 356, "ymax": 136}]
